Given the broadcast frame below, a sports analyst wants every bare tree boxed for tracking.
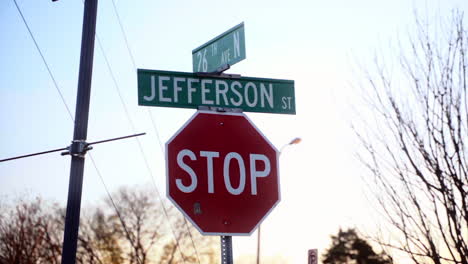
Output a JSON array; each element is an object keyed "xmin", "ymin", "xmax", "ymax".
[
  {"xmin": 158, "ymin": 208, "xmax": 218, "ymax": 264},
  {"xmin": 0, "ymin": 197, "xmax": 62, "ymax": 264},
  {"xmin": 72, "ymin": 208, "xmax": 125, "ymax": 264},
  {"xmin": 89, "ymin": 209, "xmax": 125, "ymax": 264},
  {"xmin": 108, "ymin": 186, "xmax": 218, "ymax": 264},
  {"xmin": 354, "ymin": 10, "xmax": 467, "ymax": 264},
  {"xmin": 0, "ymin": 187, "xmax": 218, "ymax": 264},
  {"xmin": 105, "ymin": 186, "xmax": 166, "ymax": 264}
]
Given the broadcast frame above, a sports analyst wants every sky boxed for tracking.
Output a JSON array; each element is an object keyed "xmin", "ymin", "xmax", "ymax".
[{"xmin": 1, "ymin": 0, "xmax": 467, "ymax": 263}]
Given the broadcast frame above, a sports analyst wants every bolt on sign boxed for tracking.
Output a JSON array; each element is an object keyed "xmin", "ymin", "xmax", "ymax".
[{"xmin": 137, "ymin": 69, "xmax": 295, "ymax": 115}]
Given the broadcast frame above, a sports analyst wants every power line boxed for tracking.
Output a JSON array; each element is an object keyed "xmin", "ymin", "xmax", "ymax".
[
  {"xmin": 94, "ymin": 32, "xmax": 189, "ymax": 264},
  {"xmin": 0, "ymin": 146, "xmax": 67, "ymax": 162},
  {"xmin": 107, "ymin": 0, "xmax": 166, "ymax": 155},
  {"xmin": 147, "ymin": 110, "xmax": 165, "ymax": 153},
  {"xmin": 11, "ymin": 3, "xmax": 141, "ymax": 263},
  {"xmin": 88, "ymin": 153, "xmax": 143, "ymax": 264},
  {"xmin": 14, "ymin": 0, "xmax": 196, "ymax": 262},
  {"xmin": 0, "ymin": 133, "xmax": 146, "ymax": 162},
  {"xmin": 12, "ymin": 0, "xmax": 74, "ymax": 121},
  {"xmin": 182, "ymin": 217, "xmax": 202, "ymax": 262},
  {"xmin": 107, "ymin": 1, "xmax": 201, "ymax": 263},
  {"xmin": 109, "ymin": 0, "xmax": 137, "ymax": 68}
]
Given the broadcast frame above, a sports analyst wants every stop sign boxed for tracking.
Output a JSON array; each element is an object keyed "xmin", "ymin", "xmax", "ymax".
[{"xmin": 166, "ymin": 111, "xmax": 279, "ymax": 235}]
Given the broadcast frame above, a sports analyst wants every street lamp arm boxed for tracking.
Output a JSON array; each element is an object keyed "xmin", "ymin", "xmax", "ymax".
[
  {"xmin": 279, "ymin": 137, "xmax": 302, "ymax": 153},
  {"xmin": 258, "ymin": 137, "xmax": 301, "ymax": 264}
]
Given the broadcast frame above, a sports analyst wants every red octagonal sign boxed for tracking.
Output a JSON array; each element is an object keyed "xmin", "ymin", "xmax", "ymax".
[{"xmin": 166, "ymin": 111, "xmax": 279, "ymax": 235}]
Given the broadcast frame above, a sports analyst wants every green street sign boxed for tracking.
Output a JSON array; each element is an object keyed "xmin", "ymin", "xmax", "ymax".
[
  {"xmin": 192, "ymin": 22, "xmax": 246, "ymax": 73},
  {"xmin": 138, "ymin": 69, "xmax": 295, "ymax": 115}
]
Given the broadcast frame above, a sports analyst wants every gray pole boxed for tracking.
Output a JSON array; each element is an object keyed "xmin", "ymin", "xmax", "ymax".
[
  {"xmin": 256, "ymin": 226, "xmax": 261, "ymax": 264},
  {"xmin": 60, "ymin": 0, "xmax": 98, "ymax": 263},
  {"xmin": 221, "ymin": 236, "xmax": 233, "ymax": 264}
]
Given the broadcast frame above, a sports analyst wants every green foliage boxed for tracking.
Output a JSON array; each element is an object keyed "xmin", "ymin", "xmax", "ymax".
[{"xmin": 323, "ymin": 228, "xmax": 392, "ymax": 264}]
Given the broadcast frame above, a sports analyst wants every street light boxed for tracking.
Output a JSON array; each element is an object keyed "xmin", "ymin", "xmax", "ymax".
[
  {"xmin": 280, "ymin": 137, "xmax": 302, "ymax": 153},
  {"xmin": 256, "ymin": 137, "xmax": 301, "ymax": 264}
]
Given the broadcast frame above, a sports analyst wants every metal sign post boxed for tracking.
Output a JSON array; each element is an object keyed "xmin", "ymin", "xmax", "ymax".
[
  {"xmin": 137, "ymin": 22, "xmax": 297, "ymax": 264},
  {"xmin": 221, "ymin": 236, "xmax": 233, "ymax": 264},
  {"xmin": 308, "ymin": 249, "xmax": 318, "ymax": 264},
  {"xmin": 61, "ymin": 0, "xmax": 98, "ymax": 263}
]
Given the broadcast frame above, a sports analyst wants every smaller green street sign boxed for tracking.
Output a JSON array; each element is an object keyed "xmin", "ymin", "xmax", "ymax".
[
  {"xmin": 138, "ymin": 69, "xmax": 295, "ymax": 115},
  {"xmin": 192, "ymin": 22, "xmax": 246, "ymax": 73}
]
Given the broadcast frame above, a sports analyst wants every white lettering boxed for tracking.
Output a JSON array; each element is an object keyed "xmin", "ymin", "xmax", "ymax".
[
  {"xmin": 260, "ymin": 83, "xmax": 274, "ymax": 108},
  {"xmin": 201, "ymin": 79, "xmax": 214, "ymax": 104},
  {"xmin": 221, "ymin": 50, "xmax": 231, "ymax": 64},
  {"xmin": 212, "ymin": 43, "xmax": 217, "ymax": 56},
  {"xmin": 230, "ymin": 81, "xmax": 243, "ymax": 106},
  {"xmin": 158, "ymin": 76, "xmax": 171, "ymax": 102},
  {"xmin": 215, "ymin": 80, "xmax": 229, "ymax": 106},
  {"xmin": 144, "ymin": 75, "xmax": 156, "ymax": 101},
  {"xmin": 173, "ymin": 77, "xmax": 185, "ymax": 103},
  {"xmin": 200, "ymin": 151, "xmax": 219, "ymax": 193},
  {"xmin": 233, "ymin": 31, "xmax": 240, "ymax": 58},
  {"xmin": 176, "ymin": 149, "xmax": 197, "ymax": 193},
  {"xmin": 187, "ymin": 78, "xmax": 199, "ymax": 103},
  {"xmin": 196, "ymin": 51, "xmax": 202, "ymax": 72},
  {"xmin": 244, "ymin": 82, "xmax": 258, "ymax": 107},
  {"xmin": 282, "ymin": 96, "xmax": 292, "ymax": 109},
  {"xmin": 147, "ymin": 75, "xmax": 279, "ymax": 111},
  {"xmin": 174, "ymin": 150, "xmax": 272, "ymax": 196},
  {"xmin": 249, "ymin": 154, "xmax": 271, "ymax": 195},
  {"xmin": 223, "ymin": 152, "xmax": 246, "ymax": 195}
]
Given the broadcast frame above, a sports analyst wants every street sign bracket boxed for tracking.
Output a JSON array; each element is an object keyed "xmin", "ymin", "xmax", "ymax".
[
  {"xmin": 195, "ymin": 72, "xmax": 241, "ymax": 79},
  {"xmin": 195, "ymin": 64, "xmax": 241, "ymax": 79},
  {"xmin": 198, "ymin": 106, "xmax": 243, "ymax": 113},
  {"xmin": 213, "ymin": 64, "xmax": 230, "ymax": 74}
]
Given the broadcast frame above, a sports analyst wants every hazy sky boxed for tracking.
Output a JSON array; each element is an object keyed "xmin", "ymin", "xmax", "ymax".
[{"xmin": 1, "ymin": 0, "xmax": 467, "ymax": 263}]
